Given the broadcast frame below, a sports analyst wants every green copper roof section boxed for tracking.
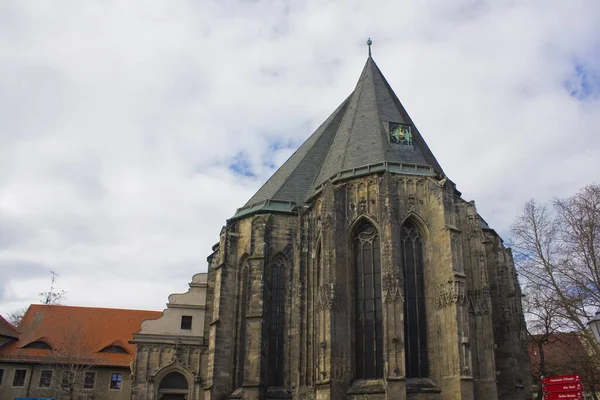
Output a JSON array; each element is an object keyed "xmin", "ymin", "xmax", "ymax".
[
  {"xmin": 232, "ymin": 199, "xmax": 298, "ymax": 220},
  {"xmin": 231, "ymin": 56, "xmax": 445, "ymax": 220}
]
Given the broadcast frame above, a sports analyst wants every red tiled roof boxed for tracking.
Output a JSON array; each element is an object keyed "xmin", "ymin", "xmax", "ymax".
[
  {"xmin": 0, "ymin": 314, "xmax": 20, "ymax": 339},
  {"xmin": 0, "ymin": 304, "xmax": 161, "ymax": 367},
  {"xmin": 528, "ymin": 331, "xmax": 600, "ymax": 391}
]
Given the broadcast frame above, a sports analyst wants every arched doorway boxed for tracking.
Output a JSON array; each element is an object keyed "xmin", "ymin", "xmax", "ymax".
[{"xmin": 158, "ymin": 371, "xmax": 189, "ymax": 400}]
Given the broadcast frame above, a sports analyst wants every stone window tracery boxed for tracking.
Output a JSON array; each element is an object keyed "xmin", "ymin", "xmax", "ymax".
[
  {"xmin": 268, "ymin": 255, "xmax": 286, "ymax": 387},
  {"xmin": 234, "ymin": 264, "xmax": 250, "ymax": 388},
  {"xmin": 354, "ymin": 220, "xmax": 384, "ymax": 379},
  {"xmin": 401, "ymin": 222, "xmax": 429, "ymax": 378}
]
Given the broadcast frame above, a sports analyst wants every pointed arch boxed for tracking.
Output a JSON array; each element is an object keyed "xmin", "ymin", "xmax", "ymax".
[
  {"xmin": 399, "ymin": 212, "xmax": 429, "ymax": 240},
  {"xmin": 310, "ymin": 234, "xmax": 322, "ymax": 385},
  {"xmin": 159, "ymin": 371, "xmax": 189, "ymax": 390},
  {"xmin": 237, "ymin": 252, "xmax": 250, "ymax": 267},
  {"xmin": 348, "ymin": 214, "xmax": 382, "ymax": 241},
  {"xmin": 250, "ymin": 216, "xmax": 269, "ymax": 255},
  {"xmin": 267, "ymin": 253, "xmax": 288, "ymax": 387},
  {"xmin": 153, "ymin": 365, "xmax": 193, "ymax": 399},
  {"xmin": 400, "ymin": 219, "xmax": 429, "ymax": 378},
  {"xmin": 233, "ymin": 258, "xmax": 251, "ymax": 388},
  {"xmin": 352, "ymin": 218, "xmax": 384, "ymax": 380},
  {"xmin": 315, "ymin": 235, "xmax": 323, "ymax": 286}
]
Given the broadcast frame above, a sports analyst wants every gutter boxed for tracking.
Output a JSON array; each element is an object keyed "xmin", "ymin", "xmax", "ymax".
[{"xmin": 25, "ymin": 364, "xmax": 34, "ymax": 397}]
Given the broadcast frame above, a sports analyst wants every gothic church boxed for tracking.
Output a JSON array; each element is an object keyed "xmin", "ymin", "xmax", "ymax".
[{"xmin": 131, "ymin": 52, "xmax": 531, "ymax": 400}]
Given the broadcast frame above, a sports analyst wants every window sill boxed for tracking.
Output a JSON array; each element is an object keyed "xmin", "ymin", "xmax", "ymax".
[
  {"xmin": 406, "ymin": 378, "xmax": 440, "ymax": 393},
  {"xmin": 266, "ymin": 387, "xmax": 292, "ymax": 398},
  {"xmin": 347, "ymin": 379, "xmax": 385, "ymax": 395}
]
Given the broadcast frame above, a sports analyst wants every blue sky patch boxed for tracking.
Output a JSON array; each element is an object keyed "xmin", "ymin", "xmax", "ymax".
[
  {"xmin": 229, "ymin": 152, "xmax": 256, "ymax": 177},
  {"xmin": 269, "ymin": 138, "xmax": 297, "ymax": 152},
  {"xmin": 564, "ymin": 62, "xmax": 600, "ymax": 101}
]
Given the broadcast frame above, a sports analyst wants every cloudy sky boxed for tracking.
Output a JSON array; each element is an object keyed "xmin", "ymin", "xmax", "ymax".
[{"xmin": 1, "ymin": 0, "xmax": 599, "ymax": 317}]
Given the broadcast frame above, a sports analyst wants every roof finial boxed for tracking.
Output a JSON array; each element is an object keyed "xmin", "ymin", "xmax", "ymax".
[{"xmin": 367, "ymin": 37, "xmax": 372, "ymax": 57}]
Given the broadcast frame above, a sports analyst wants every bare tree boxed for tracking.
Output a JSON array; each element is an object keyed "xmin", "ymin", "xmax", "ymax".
[
  {"xmin": 523, "ymin": 283, "xmax": 572, "ymax": 399},
  {"xmin": 42, "ymin": 326, "xmax": 99, "ymax": 400},
  {"xmin": 510, "ymin": 184, "xmax": 600, "ymax": 356},
  {"xmin": 39, "ymin": 289, "xmax": 67, "ymax": 305},
  {"xmin": 5, "ymin": 307, "xmax": 27, "ymax": 327},
  {"xmin": 6, "ymin": 286, "xmax": 67, "ymax": 327}
]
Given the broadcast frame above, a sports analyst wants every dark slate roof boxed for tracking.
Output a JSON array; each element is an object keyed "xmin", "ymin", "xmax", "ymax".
[{"xmin": 233, "ymin": 57, "xmax": 444, "ymax": 219}]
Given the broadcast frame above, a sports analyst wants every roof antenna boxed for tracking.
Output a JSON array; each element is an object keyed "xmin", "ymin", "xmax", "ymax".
[
  {"xmin": 367, "ymin": 37, "xmax": 372, "ymax": 57},
  {"xmin": 45, "ymin": 271, "xmax": 58, "ymax": 305}
]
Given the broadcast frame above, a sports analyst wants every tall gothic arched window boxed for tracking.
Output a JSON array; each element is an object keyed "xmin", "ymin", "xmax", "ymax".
[
  {"xmin": 401, "ymin": 221, "xmax": 428, "ymax": 378},
  {"xmin": 354, "ymin": 220, "xmax": 383, "ymax": 379},
  {"xmin": 268, "ymin": 255, "xmax": 286, "ymax": 387},
  {"xmin": 234, "ymin": 265, "xmax": 250, "ymax": 388}
]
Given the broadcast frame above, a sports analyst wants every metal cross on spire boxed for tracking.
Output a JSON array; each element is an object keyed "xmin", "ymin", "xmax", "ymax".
[{"xmin": 367, "ymin": 38, "xmax": 372, "ymax": 57}]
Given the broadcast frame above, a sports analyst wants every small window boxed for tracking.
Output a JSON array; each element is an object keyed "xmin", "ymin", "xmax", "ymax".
[
  {"xmin": 0, "ymin": 368, "xmax": 4, "ymax": 385},
  {"xmin": 180, "ymin": 315, "xmax": 192, "ymax": 330},
  {"xmin": 110, "ymin": 372, "xmax": 122, "ymax": 390},
  {"xmin": 13, "ymin": 369, "xmax": 27, "ymax": 387},
  {"xmin": 39, "ymin": 370, "xmax": 53, "ymax": 388},
  {"xmin": 24, "ymin": 340, "xmax": 52, "ymax": 350},
  {"xmin": 83, "ymin": 371, "xmax": 95, "ymax": 389},
  {"xmin": 62, "ymin": 371, "xmax": 74, "ymax": 390},
  {"xmin": 100, "ymin": 345, "xmax": 128, "ymax": 354}
]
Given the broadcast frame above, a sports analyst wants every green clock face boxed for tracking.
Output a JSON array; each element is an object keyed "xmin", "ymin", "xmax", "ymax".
[{"xmin": 389, "ymin": 122, "xmax": 413, "ymax": 145}]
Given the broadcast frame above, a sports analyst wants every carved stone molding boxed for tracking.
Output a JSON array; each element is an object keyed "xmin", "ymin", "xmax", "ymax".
[
  {"xmin": 467, "ymin": 288, "xmax": 491, "ymax": 315},
  {"xmin": 478, "ymin": 253, "xmax": 489, "ymax": 287},
  {"xmin": 382, "ymin": 275, "xmax": 404, "ymax": 304},
  {"xmin": 451, "ymin": 232, "xmax": 464, "ymax": 274},
  {"xmin": 466, "ymin": 213, "xmax": 485, "ymax": 242},
  {"xmin": 436, "ymin": 280, "xmax": 467, "ymax": 309},
  {"xmin": 321, "ymin": 213, "xmax": 334, "ymax": 229},
  {"xmin": 359, "ymin": 197, "xmax": 367, "ymax": 214},
  {"xmin": 347, "ymin": 178, "xmax": 380, "ymax": 224},
  {"xmin": 407, "ymin": 194, "xmax": 416, "ymax": 211},
  {"xmin": 316, "ymin": 283, "xmax": 343, "ymax": 311},
  {"xmin": 250, "ymin": 216, "xmax": 270, "ymax": 256}
]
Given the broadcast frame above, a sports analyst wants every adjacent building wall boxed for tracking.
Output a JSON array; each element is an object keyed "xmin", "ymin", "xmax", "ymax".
[
  {"xmin": 0, "ymin": 362, "xmax": 131, "ymax": 400},
  {"xmin": 131, "ymin": 272, "xmax": 209, "ymax": 400}
]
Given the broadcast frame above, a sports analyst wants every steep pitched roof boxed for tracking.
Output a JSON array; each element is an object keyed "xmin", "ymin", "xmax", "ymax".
[
  {"xmin": 0, "ymin": 314, "xmax": 20, "ymax": 339},
  {"xmin": 0, "ymin": 304, "xmax": 161, "ymax": 367},
  {"xmin": 234, "ymin": 57, "xmax": 443, "ymax": 219}
]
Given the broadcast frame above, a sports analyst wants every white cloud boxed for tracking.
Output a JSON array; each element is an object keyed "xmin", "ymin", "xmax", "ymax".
[{"xmin": 1, "ymin": 0, "xmax": 599, "ymax": 316}]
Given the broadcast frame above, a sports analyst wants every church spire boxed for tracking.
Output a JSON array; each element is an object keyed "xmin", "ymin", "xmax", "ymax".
[{"xmin": 233, "ymin": 53, "xmax": 444, "ymax": 219}]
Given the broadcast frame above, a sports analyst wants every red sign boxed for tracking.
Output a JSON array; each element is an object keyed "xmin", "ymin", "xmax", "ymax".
[
  {"xmin": 543, "ymin": 392, "xmax": 582, "ymax": 400},
  {"xmin": 544, "ymin": 383, "xmax": 582, "ymax": 393},
  {"xmin": 542, "ymin": 375, "xmax": 581, "ymax": 385}
]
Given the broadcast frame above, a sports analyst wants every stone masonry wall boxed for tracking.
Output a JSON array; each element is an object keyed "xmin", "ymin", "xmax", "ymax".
[{"xmin": 203, "ymin": 171, "xmax": 531, "ymax": 400}]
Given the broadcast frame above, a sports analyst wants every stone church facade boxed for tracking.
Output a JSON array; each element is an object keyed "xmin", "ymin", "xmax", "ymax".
[{"xmin": 132, "ymin": 54, "xmax": 531, "ymax": 400}]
